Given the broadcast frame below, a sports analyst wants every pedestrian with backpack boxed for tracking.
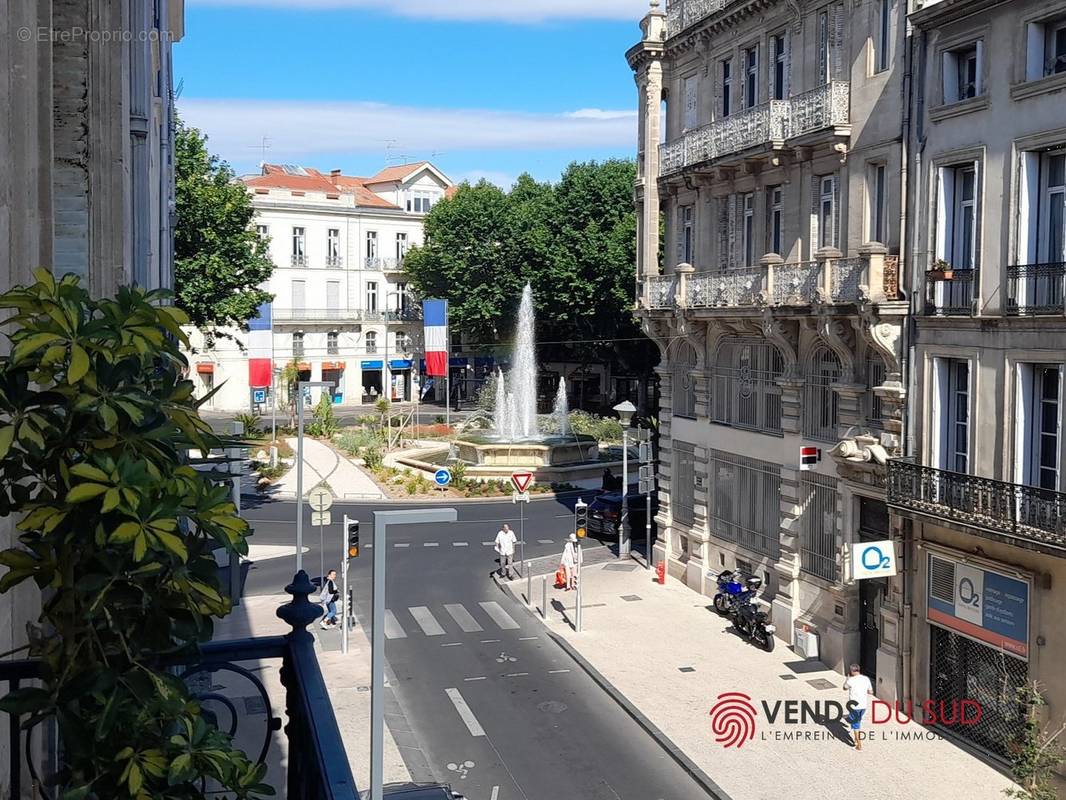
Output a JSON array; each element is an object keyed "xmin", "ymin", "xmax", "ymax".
[{"xmin": 319, "ymin": 569, "xmax": 340, "ymax": 629}]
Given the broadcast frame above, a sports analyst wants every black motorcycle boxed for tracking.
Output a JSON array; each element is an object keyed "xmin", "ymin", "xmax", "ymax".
[{"xmin": 730, "ymin": 578, "xmax": 776, "ymax": 652}]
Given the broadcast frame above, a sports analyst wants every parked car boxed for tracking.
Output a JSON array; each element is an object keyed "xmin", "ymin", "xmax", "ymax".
[
  {"xmin": 384, "ymin": 783, "xmax": 466, "ymax": 799},
  {"xmin": 587, "ymin": 491, "xmax": 659, "ymax": 541}
]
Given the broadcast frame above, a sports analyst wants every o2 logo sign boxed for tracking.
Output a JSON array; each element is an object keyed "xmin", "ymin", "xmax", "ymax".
[
  {"xmin": 958, "ymin": 577, "xmax": 981, "ymax": 609},
  {"xmin": 851, "ymin": 540, "xmax": 898, "ymax": 580}
]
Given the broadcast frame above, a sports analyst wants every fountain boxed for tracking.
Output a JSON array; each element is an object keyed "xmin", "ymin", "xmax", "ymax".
[
  {"xmin": 493, "ymin": 286, "xmax": 540, "ymax": 440},
  {"xmin": 553, "ymin": 377, "xmax": 571, "ymax": 437}
]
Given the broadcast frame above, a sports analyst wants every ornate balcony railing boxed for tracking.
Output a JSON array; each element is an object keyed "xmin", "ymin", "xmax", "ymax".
[
  {"xmin": 665, "ymin": 0, "xmax": 728, "ymax": 37},
  {"xmin": 1006, "ymin": 262, "xmax": 1066, "ymax": 315},
  {"xmin": 659, "ymin": 82, "xmax": 850, "ymax": 176},
  {"xmin": 291, "ymin": 254, "xmax": 308, "ymax": 267},
  {"xmin": 888, "ymin": 460, "xmax": 1066, "ymax": 552},
  {"xmin": 273, "ymin": 307, "xmax": 423, "ymax": 323},
  {"xmin": 688, "ymin": 267, "xmax": 762, "ymax": 307},
  {"xmin": 646, "ymin": 275, "xmax": 678, "ymax": 309},
  {"xmin": 0, "ymin": 572, "xmax": 360, "ymax": 799},
  {"xmin": 831, "ymin": 257, "xmax": 866, "ymax": 303},
  {"xmin": 925, "ymin": 269, "xmax": 974, "ymax": 316},
  {"xmin": 773, "ymin": 260, "xmax": 821, "ymax": 305},
  {"xmin": 364, "ymin": 257, "xmax": 405, "ymax": 272},
  {"xmin": 883, "ymin": 256, "xmax": 901, "ymax": 299},
  {"xmin": 325, "ymin": 256, "xmax": 344, "ymax": 268}
]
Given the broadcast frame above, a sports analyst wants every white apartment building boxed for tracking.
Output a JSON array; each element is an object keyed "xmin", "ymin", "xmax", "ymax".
[{"xmin": 185, "ymin": 162, "xmax": 453, "ymax": 411}]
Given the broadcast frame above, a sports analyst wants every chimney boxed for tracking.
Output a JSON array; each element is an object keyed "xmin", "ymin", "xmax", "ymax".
[{"xmin": 330, "ymin": 169, "xmax": 342, "ymax": 178}]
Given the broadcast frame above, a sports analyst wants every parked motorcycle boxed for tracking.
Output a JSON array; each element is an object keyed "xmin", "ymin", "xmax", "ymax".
[
  {"xmin": 730, "ymin": 577, "xmax": 776, "ymax": 652},
  {"xmin": 710, "ymin": 570, "xmax": 746, "ymax": 615}
]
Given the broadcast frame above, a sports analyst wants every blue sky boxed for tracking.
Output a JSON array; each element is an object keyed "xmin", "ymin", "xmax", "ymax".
[{"xmin": 176, "ymin": 0, "xmax": 652, "ymax": 187}]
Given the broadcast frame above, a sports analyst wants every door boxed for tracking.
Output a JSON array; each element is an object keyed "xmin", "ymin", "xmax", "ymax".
[{"xmin": 859, "ymin": 578, "xmax": 884, "ymax": 684}]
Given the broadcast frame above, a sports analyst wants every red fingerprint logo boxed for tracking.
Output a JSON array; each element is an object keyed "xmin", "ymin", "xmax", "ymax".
[{"xmin": 709, "ymin": 692, "xmax": 757, "ymax": 748}]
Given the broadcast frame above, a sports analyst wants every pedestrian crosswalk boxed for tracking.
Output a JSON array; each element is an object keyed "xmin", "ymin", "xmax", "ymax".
[
  {"xmin": 388, "ymin": 539, "xmax": 563, "ymax": 549},
  {"xmin": 382, "ymin": 601, "xmax": 526, "ymax": 639}
]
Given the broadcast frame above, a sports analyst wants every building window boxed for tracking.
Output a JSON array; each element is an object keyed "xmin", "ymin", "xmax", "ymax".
[
  {"xmin": 396, "ymin": 232, "xmax": 409, "ymax": 260},
  {"xmin": 803, "ymin": 346, "xmax": 841, "ymax": 442},
  {"xmin": 816, "ymin": 174, "xmax": 839, "ymax": 250},
  {"xmin": 366, "ymin": 231, "xmax": 378, "ymax": 261},
  {"xmin": 1018, "ymin": 364, "xmax": 1061, "ymax": 490},
  {"xmin": 710, "ymin": 450, "xmax": 782, "ymax": 558},
  {"xmin": 292, "ymin": 332, "xmax": 304, "ymax": 358},
  {"xmin": 800, "ymin": 472, "xmax": 838, "ymax": 582},
  {"xmin": 741, "ymin": 193, "xmax": 755, "ymax": 266},
  {"xmin": 713, "ymin": 339, "xmax": 784, "ymax": 434},
  {"xmin": 679, "ymin": 205, "xmax": 694, "ymax": 265},
  {"xmin": 1041, "ymin": 152, "xmax": 1066, "ymax": 263},
  {"xmin": 767, "ymin": 186, "xmax": 784, "ymax": 255},
  {"xmin": 365, "ymin": 331, "xmax": 377, "ymax": 354},
  {"xmin": 397, "ymin": 282, "xmax": 410, "ymax": 313},
  {"xmin": 818, "ymin": 10, "xmax": 831, "ymax": 84},
  {"xmin": 721, "ymin": 58, "xmax": 733, "ymax": 118},
  {"xmin": 1016, "ymin": 151, "xmax": 1066, "ymax": 301},
  {"xmin": 1026, "ymin": 17, "xmax": 1066, "ymax": 80},
  {"xmin": 683, "ymin": 74, "xmax": 699, "ymax": 131},
  {"xmin": 943, "ymin": 43, "xmax": 982, "ymax": 103},
  {"xmin": 937, "ymin": 165, "xmax": 978, "ymax": 269},
  {"xmin": 771, "ymin": 34, "xmax": 788, "ymax": 100},
  {"xmin": 395, "ymin": 330, "xmax": 410, "ymax": 353},
  {"xmin": 256, "ymin": 224, "xmax": 269, "ymax": 239},
  {"xmin": 875, "ymin": 0, "xmax": 891, "ymax": 73},
  {"xmin": 327, "ymin": 331, "xmax": 339, "ymax": 356},
  {"xmin": 744, "ymin": 46, "xmax": 759, "ymax": 109},
  {"xmin": 326, "ymin": 280, "xmax": 341, "ymax": 312},
  {"xmin": 673, "ymin": 442, "xmax": 696, "ymax": 527},
  {"xmin": 366, "ymin": 281, "xmax": 378, "ymax": 313},
  {"xmin": 672, "ymin": 342, "xmax": 698, "ymax": 418},
  {"xmin": 291, "ymin": 279, "xmax": 306, "ymax": 310},
  {"xmin": 408, "ymin": 191, "xmax": 437, "ymax": 213},
  {"xmin": 934, "ymin": 357, "xmax": 970, "ymax": 473},
  {"xmin": 291, "ymin": 227, "xmax": 306, "ymax": 266},
  {"xmin": 867, "ymin": 356, "xmax": 887, "ymax": 429},
  {"xmin": 868, "ymin": 163, "xmax": 887, "ymax": 244}
]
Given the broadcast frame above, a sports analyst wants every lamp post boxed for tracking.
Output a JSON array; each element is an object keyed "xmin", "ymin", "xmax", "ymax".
[
  {"xmin": 613, "ymin": 400, "xmax": 637, "ymax": 558},
  {"xmin": 296, "ymin": 380, "xmax": 334, "ymax": 574}
]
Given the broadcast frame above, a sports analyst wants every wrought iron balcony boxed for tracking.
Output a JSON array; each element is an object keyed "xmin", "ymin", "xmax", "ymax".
[
  {"xmin": 0, "ymin": 572, "xmax": 360, "ymax": 799},
  {"xmin": 325, "ymin": 256, "xmax": 344, "ymax": 268},
  {"xmin": 273, "ymin": 308, "xmax": 423, "ymax": 323},
  {"xmin": 888, "ymin": 460, "xmax": 1066, "ymax": 552},
  {"xmin": 1006, "ymin": 262, "xmax": 1066, "ymax": 315},
  {"xmin": 364, "ymin": 257, "xmax": 406, "ymax": 272},
  {"xmin": 659, "ymin": 82, "xmax": 850, "ymax": 177},
  {"xmin": 291, "ymin": 254, "xmax": 308, "ymax": 267},
  {"xmin": 924, "ymin": 268, "xmax": 974, "ymax": 316},
  {"xmin": 664, "ymin": 0, "xmax": 728, "ymax": 37}
]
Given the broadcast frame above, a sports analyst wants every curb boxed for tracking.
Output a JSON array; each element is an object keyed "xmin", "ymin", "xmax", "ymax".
[
  {"xmin": 497, "ymin": 580, "xmax": 734, "ymax": 800},
  {"xmin": 241, "ymin": 488, "xmax": 593, "ymax": 506}
]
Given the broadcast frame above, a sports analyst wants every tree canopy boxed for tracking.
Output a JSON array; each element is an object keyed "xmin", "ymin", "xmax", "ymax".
[
  {"xmin": 402, "ymin": 160, "xmax": 655, "ymax": 378},
  {"xmin": 174, "ymin": 119, "xmax": 273, "ymax": 339}
]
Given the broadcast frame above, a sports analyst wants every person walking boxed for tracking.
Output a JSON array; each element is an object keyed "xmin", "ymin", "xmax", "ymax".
[
  {"xmin": 494, "ymin": 523, "xmax": 518, "ymax": 579},
  {"xmin": 561, "ymin": 533, "xmax": 582, "ymax": 591},
  {"xmin": 843, "ymin": 663, "xmax": 874, "ymax": 750},
  {"xmin": 319, "ymin": 569, "xmax": 340, "ymax": 629}
]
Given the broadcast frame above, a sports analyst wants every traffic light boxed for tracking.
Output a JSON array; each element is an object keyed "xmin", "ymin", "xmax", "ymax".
[
  {"xmin": 575, "ymin": 499, "xmax": 588, "ymax": 539},
  {"xmin": 347, "ymin": 518, "xmax": 360, "ymax": 559}
]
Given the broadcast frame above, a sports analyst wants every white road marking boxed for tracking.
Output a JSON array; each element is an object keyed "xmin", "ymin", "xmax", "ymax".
[
  {"xmin": 464, "ymin": 676, "xmax": 487, "ymax": 682},
  {"xmin": 384, "ymin": 610, "xmax": 407, "ymax": 639},
  {"xmin": 441, "ymin": 642, "xmax": 463, "ymax": 648},
  {"xmin": 453, "ymin": 541, "xmax": 469, "ymax": 547},
  {"xmin": 504, "ymin": 672, "xmax": 529, "ymax": 678},
  {"xmin": 491, "ymin": 787, "xmax": 499, "ymax": 800},
  {"xmin": 518, "ymin": 636, "xmax": 538, "ymax": 641},
  {"xmin": 409, "ymin": 606, "xmax": 446, "ymax": 636},
  {"xmin": 424, "ymin": 542, "xmax": 439, "ymax": 547},
  {"xmin": 245, "ymin": 544, "xmax": 310, "ymax": 561},
  {"xmin": 482, "ymin": 541, "xmax": 494, "ymax": 546},
  {"xmin": 445, "ymin": 688, "xmax": 486, "ymax": 737},
  {"xmin": 548, "ymin": 669, "xmax": 571, "ymax": 674},
  {"xmin": 537, "ymin": 539, "xmax": 554, "ymax": 544},
  {"xmin": 480, "ymin": 639, "xmax": 501, "ymax": 643},
  {"xmin": 479, "ymin": 601, "xmax": 520, "ymax": 630},
  {"xmin": 445, "ymin": 604, "xmax": 484, "ymax": 633},
  {"xmin": 394, "ymin": 543, "xmax": 410, "ymax": 548}
]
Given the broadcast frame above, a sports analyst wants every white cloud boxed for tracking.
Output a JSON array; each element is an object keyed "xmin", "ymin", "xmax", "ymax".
[
  {"xmin": 179, "ymin": 99, "xmax": 636, "ymax": 164},
  {"xmin": 192, "ymin": 0, "xmax": 651, "ymax": 23}
]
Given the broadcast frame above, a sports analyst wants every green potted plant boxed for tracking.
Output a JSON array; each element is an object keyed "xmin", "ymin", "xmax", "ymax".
[{"xmin": 929, "ymin": 258, "xmax": 955, "ymax": 280}]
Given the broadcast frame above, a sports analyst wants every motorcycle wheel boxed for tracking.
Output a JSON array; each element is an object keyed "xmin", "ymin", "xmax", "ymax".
[
  {"xmin": 713, "ymin": 594, "xmax": 729, "ymax": 614},
  {"xmin": 758, "ymin": 628, "xmax": 775, "ymax": 652}
]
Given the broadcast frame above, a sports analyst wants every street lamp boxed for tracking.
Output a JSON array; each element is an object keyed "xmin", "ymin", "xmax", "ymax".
[
  {"xmin": 296, "ymin": 380, "xmax": 334, "ymax": 574},
  {"xmin": 613, "ymin": 400, "xmax": 637, "ymax": 557}
]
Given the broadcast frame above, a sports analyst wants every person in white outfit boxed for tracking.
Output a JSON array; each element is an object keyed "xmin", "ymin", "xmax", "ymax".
[
  {"xmin": 494, "ymin": 523, "xmax": 518, "ymax": 579},
  {"xmin": 561, "ymin": 533, "xmax": 582, "ymax": 590}
]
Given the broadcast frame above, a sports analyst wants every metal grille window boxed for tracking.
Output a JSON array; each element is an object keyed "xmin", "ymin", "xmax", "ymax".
[
  {"xmin": 327, "ymin": 331, "xmax": 339, "ymax": 356},
  {"xmin": 866, "ymin": 356, "xmax": 887, "ymax": 429},
  {"xmin": 930, "ymin": 626, "xmax": 1027, "ymax": 758},
  {"xmin": 803, "ymin": 346, "xmax": 842, "ymax": 442},
  {"xmin": 365, "ymin": 331, "xmax": 377, "ymax": 354},
  {"xmin": 710, "ymin": 450, "xmax": 782, "ymax": 558},
  {"xmin": 292, "ymin": 332, "xmax": 304, "ymax": 358},
  {"xmin": 673, "ymin": 442, "xmax": 696, "ymax": 526},
  {"xmin": 713, "ymin": 339, "xmax": 783, "ymax": 434},
  {"xmin": 800, "ymin": 472, "xmax": 838, "ymax": 581},
  {"xmin": 673, "ymin": 342, "xmax": 698, "ymax": 419}
]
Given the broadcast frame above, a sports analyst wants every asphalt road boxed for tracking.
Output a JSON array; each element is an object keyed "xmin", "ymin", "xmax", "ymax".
[{"xmin": 237, "ymin": 496, "xmax": 705, "ymax": 800}]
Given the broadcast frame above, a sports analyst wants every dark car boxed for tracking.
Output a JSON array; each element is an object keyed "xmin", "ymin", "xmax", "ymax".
[
  {"xmin": 587, "ymin": 491, "xmax": 659, "ymax": 541},
  {"xmin": 384, "ymin": 783, "xmax": 466, "ymax": 799}
]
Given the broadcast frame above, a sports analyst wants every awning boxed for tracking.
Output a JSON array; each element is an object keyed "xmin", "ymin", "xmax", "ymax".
[
  {"xmin": 390, "ymin": 359, "xmax": 413, "ymax": 370},
  {"xmin": 361, "ymin": 360, "xmax": 384, "ymax": 370},
  {"xmin": 297, "ymin": 362, "xmax": 311, "ymax": 372},
  {"xmin": 196, "ymin": 363, "xmax": 215, "ymax": 374},
  {"xmin": 321, "ymin": 362, "xmax": 346, "ymax": 371},
  {"xmin": 449, "ymin": 357, "xmax": 469, "ymax": 367}
]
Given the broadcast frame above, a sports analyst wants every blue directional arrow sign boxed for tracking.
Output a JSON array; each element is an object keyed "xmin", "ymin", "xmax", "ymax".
[{"xmin": 434, "ymin": 468, "xmax": 452, "ymax": 487}]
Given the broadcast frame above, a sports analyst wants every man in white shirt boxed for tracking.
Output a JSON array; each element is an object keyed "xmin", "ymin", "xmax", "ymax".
[
  {"xmin": 843, "ymin": 663, "xmax": 874, "ymax": 750},
  {"xmin": 494, "ymin": 523, "xmax": 518, "ymax": 579}
]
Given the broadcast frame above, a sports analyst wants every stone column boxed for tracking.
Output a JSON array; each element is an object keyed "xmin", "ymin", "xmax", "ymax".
[
  {"xmin": 652, "ymin": 364, "xmax": 673, "ymax": 566},
  {"xmin": 778, "ymin": 376, "xmax": 804, "ymax": 436},
  {"xmin": 815, "ymin": 246, "xmax": 842, "ymax": 302},
  {"xmin": 676, "ymin": 262, "xmax": 694, "ymax": 308},
  {"xmin": 858, "ymin": 241, "xmax": 887, "ymax": 303},
  {"xmin": 772, "ymin": 465, "xmax": 803, "ymax": 645},
  {"xmin": 833, "ymin": 382, "xmax": 866, "ymax": 441},
  {"xmin": 641, "ymin": 61, "xmax": 664, "ymax": 282},
  {"xmin": 760, "ymin": 252, "xmax": 783, "ymax": 303},
  {"xmin": 687, "ymin": 443, "xmax": 711, "ymax": 593}
]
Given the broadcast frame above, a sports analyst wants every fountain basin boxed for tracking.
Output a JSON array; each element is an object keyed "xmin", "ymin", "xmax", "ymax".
[{"xmin": 453, "ymin": 436, "xmax": 598, "ymax": 467}]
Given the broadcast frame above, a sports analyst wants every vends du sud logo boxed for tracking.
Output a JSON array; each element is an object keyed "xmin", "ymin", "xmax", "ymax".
[{"xmin": 708, "ymin": 692, "xmax": 982, "ymax": 748}]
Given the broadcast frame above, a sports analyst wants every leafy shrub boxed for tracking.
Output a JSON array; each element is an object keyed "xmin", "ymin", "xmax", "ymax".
[
  {"xmin": 450, "ymin": 460, "xmax": 468, "ymax": 488},
  {"xmin": 235, "ymin": 411, "xmax": 262, "ymax": 436},
  {"xmin": 306, "ymin": 393, "xmax": 338, "ymax": 438},
  {"xmin": 336, "ymin": 427, "xmax": 385, "ymax": 456},
  {"xmin": 0, "ymin": 272, "xmax": 270, "ymax": 798},
  {"xmin": 363, "ymin": 446, "xmax": 384, "ymax": 471},
  {"xmin": 568, "ymin": 410, "xmax": 623, "ymax": 443}
]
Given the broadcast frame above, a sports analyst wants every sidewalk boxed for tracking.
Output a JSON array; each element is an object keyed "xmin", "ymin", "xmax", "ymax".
[
  {"xmin": 503, "ymin": 563, "xmax": 1018, "ymax": 800},
  {"xmin": 264, "ymin": 437, "xmax": 386, "ymax": 501}
]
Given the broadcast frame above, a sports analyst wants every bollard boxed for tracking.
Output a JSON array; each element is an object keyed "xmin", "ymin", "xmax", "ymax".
[
  {"xmin": 541, "ymin": 575, "xmax": 547, "ymax": 619},
  {"xmin": 656, "ymin": 561, "xmax": 666, "ymax": 585},
  {"xmin": 526, "ymin": 560, "xmax": 532, "ymax": 606}
]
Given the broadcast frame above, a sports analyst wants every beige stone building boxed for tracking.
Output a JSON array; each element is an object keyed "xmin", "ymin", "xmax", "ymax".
[
  {"xmin": 887, "ymin": 0, "xmax": 1066, "ymax": 768},
  {"xmin": 628, "ymin": 0, "xmax": 910, "ymax": 687},
  {"xmin": 1, "ymin": 2, "xmax": 184, "ymax": 794}
]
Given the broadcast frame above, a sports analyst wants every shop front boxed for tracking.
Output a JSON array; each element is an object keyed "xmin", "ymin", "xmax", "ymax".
[
  {"xmin": 321, "ymin": 362, "xmax": 346, "ymax": 404},
  {"xmin": 361, "ymin": 360, "xmax": 383, "ymax": 403},
  {"xmin": 389, "ymin": 359, "xmax": 412, "ymax": 402}
]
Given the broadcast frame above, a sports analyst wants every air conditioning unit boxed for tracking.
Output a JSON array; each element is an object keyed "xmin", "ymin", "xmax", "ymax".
[{"xmin": 794, "ymin": 626, "xmax": 820, "ymax": 660}]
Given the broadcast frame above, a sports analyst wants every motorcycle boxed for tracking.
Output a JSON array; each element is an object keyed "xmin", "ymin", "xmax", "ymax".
[
  {"xmin": 710, "ymin": 570, "xmax": 746, "ymax": 615},
  {"xmin": 729, "ymin": 577, "xmax": 776, "ymax": 652}
]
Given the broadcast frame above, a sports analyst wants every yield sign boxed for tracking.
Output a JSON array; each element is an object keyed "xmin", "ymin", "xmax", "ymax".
[{"xmin": 510, "ymin": 471, "xmax": 534, "ymax": 494}]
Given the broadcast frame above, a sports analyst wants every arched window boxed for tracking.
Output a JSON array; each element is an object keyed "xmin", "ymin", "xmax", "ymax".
[
  {"xmin": 712, "ymin": 339, "xmax": 784, "ymax": 433},
  {"xmin": 803, "ymin": 346, "xmax": 842, "ymax": 441},
  {"xmin": 365, "ymin": 331, "xmax": 378, "ymax": 354},
  {"xmin": 672, "ymin": 342, "xmax": 698, "ymax": 418},
  {"xmin": 395, "ymin": 331, "xmax": 409, "ymax": 354}
]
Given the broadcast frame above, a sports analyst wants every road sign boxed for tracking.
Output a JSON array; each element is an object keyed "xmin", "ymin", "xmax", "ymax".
[
  {"xmin": 511, "ymin": 471, "xmax": 534, "ymax": 493},
  {"xmin": 639, "ymin": 464, "xmax": 654, "ymax": 481},
  {"xmin": 512, "ymin": 491, "xmax": 530, "ymax": 504},
  {"xmin": 639, "ymin": 479, "xmax": 654, "ymax": 494},
  {"xmin": 252, "ymin": 388, "xmax": 267, "ymax": 404},
  {"xmin": 851, "ymin": 540, "xmax": 897, "ymax": 580},
  {"xmin": 308, "ymin": 485, "xmax": 334, "ymax": 512},
  {"xmin": 434, "ymin": 468, "xmax": 452, "ymax": 487},
  {"xmin": 311, "ymin": 510, "xmax": 332, "ymax": 527}
]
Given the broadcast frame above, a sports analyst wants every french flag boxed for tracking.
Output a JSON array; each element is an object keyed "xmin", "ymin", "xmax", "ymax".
[{"xmin": 423, "ymin": 299, "xmax": 449, "ymax": 377}]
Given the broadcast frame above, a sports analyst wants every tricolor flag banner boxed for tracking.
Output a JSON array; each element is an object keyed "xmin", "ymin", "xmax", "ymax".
[
  {"xmin": 247, "ymin": 299, "xmax": 273, "ymax": 389},
  {"xmin": 799, "ymin": 446, "xmax": 822, "ymax": 471},
  {"xmin": 423, "ymin": 299, "xmax": 448, "ymax": 377}
]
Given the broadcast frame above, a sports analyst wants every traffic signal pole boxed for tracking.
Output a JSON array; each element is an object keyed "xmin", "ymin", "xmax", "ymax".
[{"xmin": 342, "ymin": 516, "xmax": 360, "ymax": 655}]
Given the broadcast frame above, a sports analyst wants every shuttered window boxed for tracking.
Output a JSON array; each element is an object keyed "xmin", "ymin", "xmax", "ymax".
[
  {"xmin": 800, "ymin": 472, "xmax": 838, "ymax": 582},
  {"xmin": 673, "ymin": 442, "xmax": 696, "ymax": 526}
]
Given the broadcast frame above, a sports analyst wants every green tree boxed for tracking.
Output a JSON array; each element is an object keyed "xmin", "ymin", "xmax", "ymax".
[{"xmin": 174, "ymin": 119, "xmax": 274, "ymax": 340}]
